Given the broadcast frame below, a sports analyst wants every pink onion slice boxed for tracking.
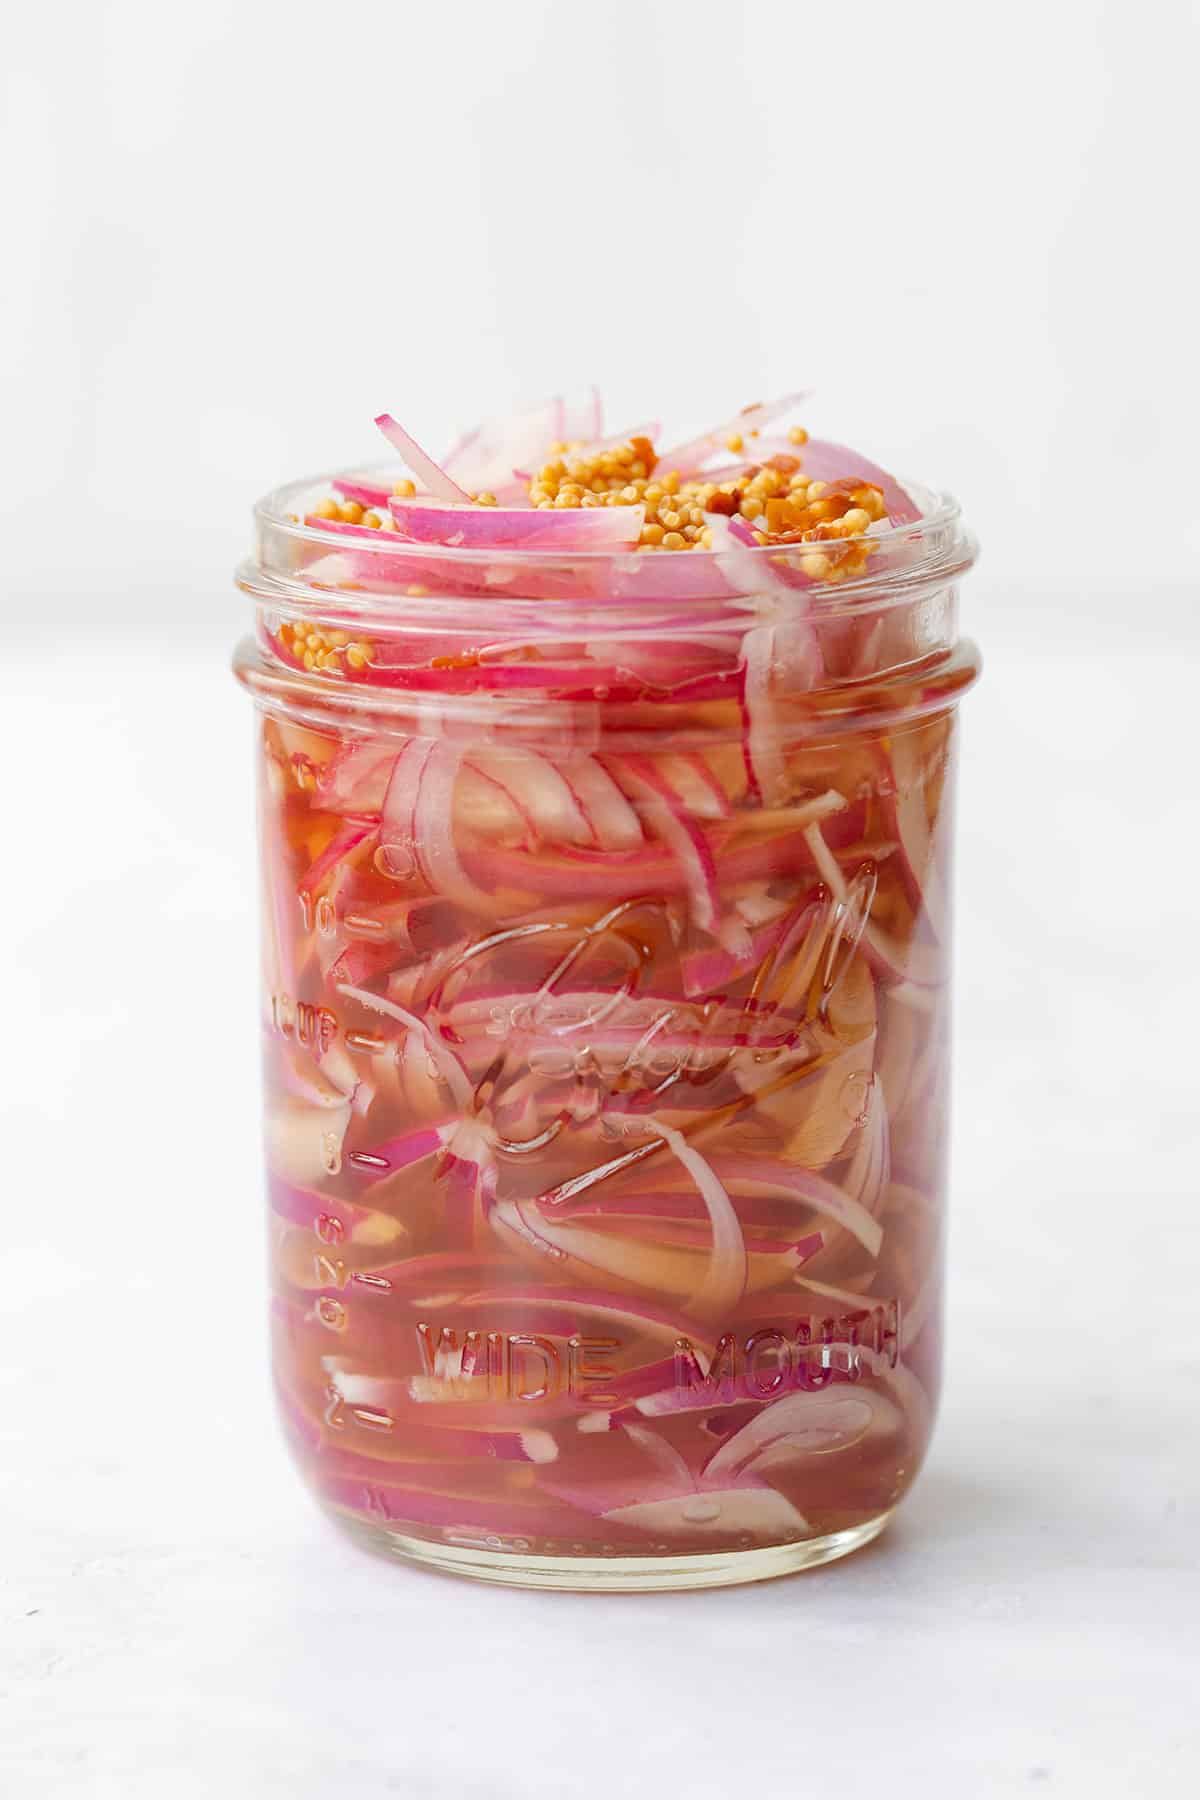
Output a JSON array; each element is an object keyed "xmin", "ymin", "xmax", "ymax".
[
  {"xmin": 882, "ymin": 729, "xmax": 948, "ymax": 942},
  {"xmin": 701, "ymin": 1390, "xmax": 877, "ymax": 1483},
  {"xmin": 336, "ymin": 982, "xmax": 474, "ymax": 1113},
  {"xmin": 381, "ymin": 736, "xmax": 433, "ymax": 862},
  {"xmin": 297, "ymin": 819, "xmax": 376, "ymax": 900},
  {"xmin": 708, "ymin": 1155, "xmax": 884, "ymax": 1257},
  {"xmin": 389, "ymin": 497, "xmax": 644, "ymax": 549},
  {"xmin": 554, "ymin": 756, "xmax": 645, "ymax": 851},
  {"xmin": 646, "ymin": 1121, "xmax": 747, "ymax": 1321},
  {"xmin": 560, "ymin": 387, "xmax": 603, "ymax": 445},
  {"xmin": 413, "ymin": 738, "xmax": 498, "ymax": 914},
  {"xmin": 622, "ymin": 1420, "xmax": 696, "ymax": 1490},
  {"xmin": 344, "ymin": 1121, "xmax": 451, "ymax": 1184},
  {"xmin": 489, "ymin": 1197, "xmax": 719, "ymax": 1306},
  {"xmin": 656, "ymin": 393, "xmax": 809, "ymax": 476},
  {"xmin": 467, "ymin": 747, "xmax": 594, "ymax": 848},
  {"xmin": 802, "ymin": 816, "xmax": 942, "ymax": 988},
  {"xmin": 323, "ymin": 1370, "xmax": 561, "ymax": 1463},
  {"xmin": 332, "ymin": 476, "xmax": 393, "ymax": 509},
  {"xmin": 443, "ymin": 390, "xmax": 602, "ymax": 494},
  {"xmin": 615, "ymin": 755, "xmax": 721, "ymax": 936},
  {"xmin": 514, "ymin": 421, "xmax": 661, "ymax": 477},
  {"xmin": 312, "ymin": 1473, "xmax": 582, "ymax": 1537},
  {"xmin": 374, "ymin": 413, "xmax": 470, "ymax": 502},
  {"xmin": 314, "ymin": 740, "xmax": 396, "ymax": 815},
  {"xmin": 740, "ymin": 625, "xmax": 788, "ymax": 807},
  {"xmin": 843, "ymin": 1077, "xmax": 891, "ymax": 1216},
  {"xmin": 600, "ymin": 1486, "xmax": 809, "ymax": 1537},
  {"xmin": 768, "ymin": 436, "xmax": 921, "ymax": 525}
]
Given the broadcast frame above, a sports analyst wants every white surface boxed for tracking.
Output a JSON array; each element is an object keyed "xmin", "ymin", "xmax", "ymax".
[
  {"xmin": 3, "ymin": 607, "xmax": 1198, "ymax": 1798},
  {"xmin": 4, "ymin": 0, "xmax": 1200, "ymax": 1789}
]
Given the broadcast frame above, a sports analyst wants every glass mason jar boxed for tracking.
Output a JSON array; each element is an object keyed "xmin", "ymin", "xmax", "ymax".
[{"xmin": 233, "ymin": 471, "xmax": 979, "ymax": 1590}]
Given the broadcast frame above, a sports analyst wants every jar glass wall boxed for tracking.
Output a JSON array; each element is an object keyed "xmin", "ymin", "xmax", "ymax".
[{"xmin": 234, "ymin": 470, "xmax": 979, "ymax": 1590}]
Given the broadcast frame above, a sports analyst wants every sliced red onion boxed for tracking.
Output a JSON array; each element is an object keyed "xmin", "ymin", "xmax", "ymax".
[
  {"xmin": 802, "ymin": 817, "xmax": 942, "ymax": 988},
  {"xmin": 622, "ymin": 1421, "xmax": 696, "ymax": 1490},
  {"xmin": 600, "ymin": 1486, "xmax": 809, "ymax": 1538},
  {"xmin": 458, "ymin": 812, "xmax": 862, "ymax": 910},
  {"xmin": 708, "ymin": 1155, "xmax": 884, "ymax": 1258},
  {"xmin": 765, "ymin": 436, "xmax": 921, "ymax": 525},
  {"xmin": 645, "ymin": 1121, "xmax": 747, "ymax": 1321},
  {"xmin": 298, "ymin": 820, "xmax": 376, "ymax": 899},
  {"xmin": 380, "ymin": 735, "xmax": 432, "ymax": 860},
  {"xmin": 443, "ymin": 390, "xmax": 602, "ymax": 494},
  {"xmin": 332, "ymin": 475, "xmax": 393, "ymax": 509},
  {"xmin": 324, "ymin": 1370, "xmax": 560, "ymax": 1463},
  {"xmin": 389, "ymin": 497, "xmax": 644, "ymax": 550},
  {"xmin": 514, "ymin": 421, "xmax": 661, "ymax": 478},
  {"xmin": 335, "ymin": 981, "xmax": 474, "ymax": 1112},
  {"xmin": 268, "ymin": 1173, "xmax": 391, "ymax": 1243},
  {"xmin": 678, "ymin": 907, "xmax": 800, "ymax": 999},
  {"xmin": 615, "ymin": 755, "xmax": 721, "ymax": 936},
  {"xmin": 554, "ymin": 755, "xmax": 644, "ymax": 851},
  {"xmin": 490, "ymin": 1197, "xmax": 719, "ymax": 1308},
  {"xmin": 374, "ymin": 413, "xmax": 470, "ymax": 502},
  {"xmin": 314, "ymin": 741, "xmax": 396, "ymax": 815},
  {"xmin": 843, "ymin": 1078, "xmax": 891, "ymax": 1216},
  {"xmin": 560, "ymin": 387, "xmax": 603, "ymax": 444},
  {"xmin": 702, "ymin": 1391, "xmax": 876, "ymax": 1484},
  {"xmin": 313, "ymin": 1473, "xmax": 581, "ymax": 1537},
  {"xmin": 451, "ymin": 1283, "xmax": 716, "ymax": 1353},
  {"xmin": 667, "ymin": 752, "xmax": 731, "ymax": 819},
  {"xmin": 740, "ymin": 625, "xmax": 788, "ymax": 807},
  {"xmin": 467, "ymin": 747, "xmax": 593, "ymax": 848},
  {"xmin": 414, "ymin": 738, "xmax": 498, "ymax": 915},
  {"xmin": 883, "ymin": 730, "xmax": 949, "ymax": 942},
  {"xmin": 345, "ymin": 1121, "xmax": 451, "ymax": 1184},
  {"xmin": 656, "ymin": 393, "xmax": 809, "ymax": 476}
]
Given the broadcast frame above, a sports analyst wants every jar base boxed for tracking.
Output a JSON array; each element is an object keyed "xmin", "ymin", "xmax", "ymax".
[{"xmin": 332, "ymin": 1508, "xmax": 892, "ymax": 1592}]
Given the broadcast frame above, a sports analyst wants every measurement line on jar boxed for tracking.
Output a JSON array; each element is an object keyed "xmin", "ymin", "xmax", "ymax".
[
  {"xmin": 343, "ymin": 912, "xmax": 388, "ymax": 939},
  {"xmin": 270, "ymin": 994, "xmax": 339, "ymax": 1051},
  {"xmin": 311, "ymin": 1249, "xmax": 395, "ymax": 1294}
]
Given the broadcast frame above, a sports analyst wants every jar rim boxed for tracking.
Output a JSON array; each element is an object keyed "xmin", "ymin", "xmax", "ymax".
[{"xmin": 242, "ymin": 468, "xmax": 976, "ymax": 622}]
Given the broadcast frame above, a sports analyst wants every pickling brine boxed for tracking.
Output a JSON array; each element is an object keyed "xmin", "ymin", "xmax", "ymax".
[{"xmin": 234, "ymin": 392, "xmax": 979, "ymax": 1589}]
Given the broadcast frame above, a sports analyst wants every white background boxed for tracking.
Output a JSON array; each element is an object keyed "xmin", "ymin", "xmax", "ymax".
[{"xmin": 3, "ymin": 3, "xmax": 1199, "ymax": 1796}]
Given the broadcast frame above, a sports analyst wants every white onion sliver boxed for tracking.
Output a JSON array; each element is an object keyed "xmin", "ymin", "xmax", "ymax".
[
  {"xmin": 374, "ymin": 412, "xmax": 470, "ymax": 502},
  {"xmin": 647, "ymin": 1121, "xmax": 747, "ymax": 1320},
  {"xmin": 335, "ymin": 981, "xmax": 474, "ymax": 1112},
  {"xmin": 601, "ymin": 1488, "xmax": 809, "ymax": 1537},
  {"xmin": 711, "ymin": 1155, "xmax": 884, "ymax": 1259},
  {"xmin": 556, "ymin": 756, "xmax": 644, "ymax": 850},
  {"xmin": 414, "ymin": 740, "xmax": 498, "ymax": 912},
  {"xmin": 469, "ymin": 748, "xmax": 593, "ymax": 847},
  {"xmin": 702, "ymin": 1391, "xmax": 877, "ymax": 1484},
  {"xmin": 622, "ymin": 1421, "xmax": 697, "ymax": 1491}
]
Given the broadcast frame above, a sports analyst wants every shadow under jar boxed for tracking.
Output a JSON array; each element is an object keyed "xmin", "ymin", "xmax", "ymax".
[{"xmin": 234, "ymin": 474, "xmax": 980, "ymax": 1591}]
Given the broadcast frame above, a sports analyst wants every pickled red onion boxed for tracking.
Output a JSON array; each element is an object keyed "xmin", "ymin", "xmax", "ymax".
[
  {"xmin": 374, "ymin": 413, "xmax": 470, "ymax": 502},
  {"xmin": 389, "ymin": 497, "xmax": 645, "ymax": 550}
]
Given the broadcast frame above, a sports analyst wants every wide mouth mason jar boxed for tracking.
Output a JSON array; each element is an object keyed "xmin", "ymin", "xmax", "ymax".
[{"xmin": 233, "ymin": 460, "xmax": 979, "ymax": 1591}]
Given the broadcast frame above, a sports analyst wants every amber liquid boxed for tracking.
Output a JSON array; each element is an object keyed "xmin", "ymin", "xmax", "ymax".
[{"xmin": 259, "ymin": 667, "xmax": 956, "ymax": 1565}]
